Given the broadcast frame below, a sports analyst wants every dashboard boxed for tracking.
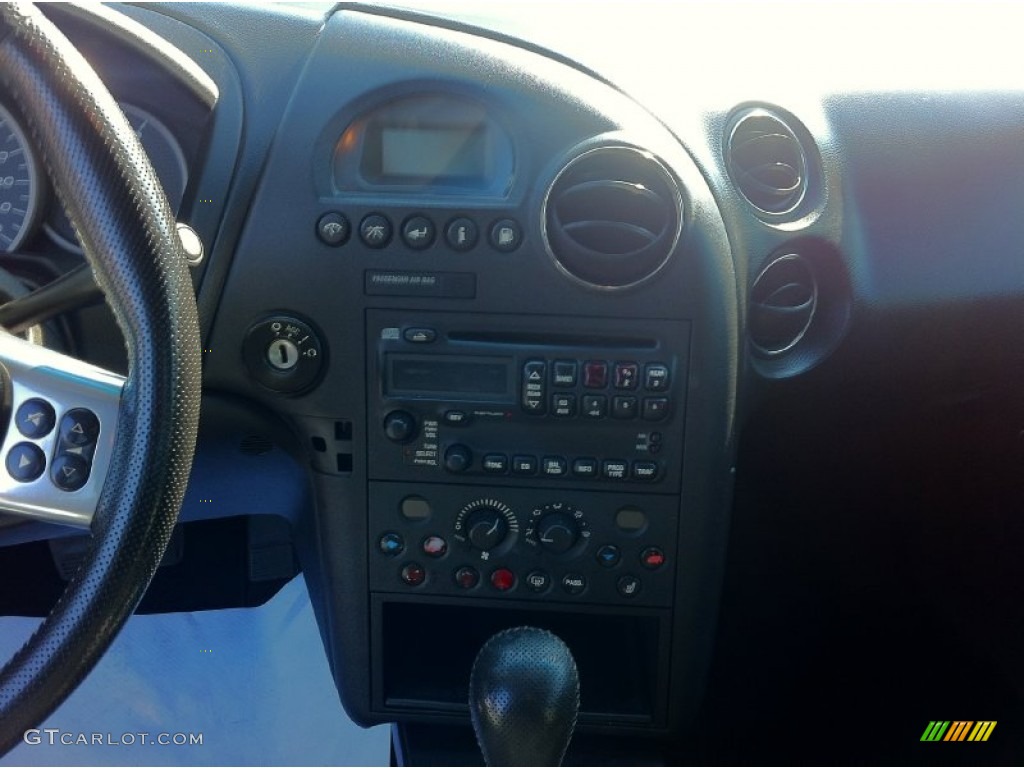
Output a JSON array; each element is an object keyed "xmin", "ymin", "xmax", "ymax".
[{"xmin": 1, "ymin": 2, "xmax": 1023, "ymax": 764}]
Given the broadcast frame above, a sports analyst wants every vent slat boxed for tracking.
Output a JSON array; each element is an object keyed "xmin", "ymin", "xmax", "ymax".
[
  {"xmin": 750, "ymin": 255, "xmax": 817, "ymax": 355},
  {"xmin": 543, "ymin": 146, "xmax": 682, "ymax": 289},
  {"xmin": 727, "ymin": 110, "xmax": 808, "ymax": 215}
]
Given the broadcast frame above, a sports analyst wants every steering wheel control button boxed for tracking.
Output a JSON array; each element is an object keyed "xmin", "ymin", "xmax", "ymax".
[
  {"xmin": 615, "ymin": 507, "xmax": 648, "ymax": 533},
  {"xmin": 633, "ymin": 461, "xmax": 659, "ymax": 482},
  {"xmin": 266, "ymin": 337, "xmax": 300, "ymax": 371},
  {"xmin": 642, "ymin": 397, "xmax": 670, "ymax": 421},
  {"xmin": 59, "ymin": 409, "xmax": 99, "ymax": 447},
  {"xmin": 6, "ymin": 443, "xmax": 45, "ymax": 483},
  {"xmin": 644, "ymin": 363, "xmax": 671, "ymax": 391},
  {"xmin": 16, "ymin": 399, "xmax": 56, "ymax": 439},
  {"xmin": 378, "ymin": 532, "xmax": 405, "ymax": 556},
  {"xmin": 454, "ymin": 566, "xmax": 480, "ymax": 590},
  {"xmin": 582, "ymin": 361, "xmax": 608, "ymax": 389},
  {"xmin": 613, "ymin": 362, "xmax": 639, "ymax": 390},
  {"xmin": 444, "ymin": 444, "xmax": 473, "ymax": 473},
  {"xmin": 403, "ymin": 327, "xmax": 437, "ymax": 343},
  {"xmin": 603, "ymin": 460, "xmax": 629, "ymax": 480},
  {"xmin": 359, "ymin": 214, "xmax": 392, "ymax": 248},
  {"xmin": 482, "ymin": 454, "xmax": 509, "ymax": 474},
  {"xmin": 552, "ymin": 394, "xmax": 576, "ymax": 417},
  {"xmin": 525, "ymin": 571, "xmax": 551, "ymax": 593},
  {"xmin": 446, "ymin": 218, "xmax": 479, "ymax": 251},
  {"xmin": 243, "ymin": 315, "xmax": 325, "ymax": 394},
  {"xmin": 561, "ymin": 573, "xmax": 586, "ymax": 595},
  {"xmin": 490, "ymin": 568, "xmax": 516, "ymax": 592},
  {"xmin": 401, "ymin": 216, "xmax": 436, "ymax": 250},
  {"xmin": 316, "ymin": 211, "xmax": 350, "ymax": 246},
  {"xmin": 617, "ymin": 575, "xmax": 642, "ymax": 598},
  {"xmin": 521, "ymin": 360, "xmax": 546, "ymax": 414},
  {"xmin": 400, "ymin": 562, "xmax": 426, "ymax": 587},
  {"xmin": 612, "ymin": 396, "xmax": 638, "ymax": 420},
  {"xmin": 422, "ymin": 535, "xmax": 448, "ymax": 558},
  {"xmin": 383, "ymin": 410, "xmax": 418, "ymax": 443},
  {"xmin": 582, "ymin": 395, "xmax": 607, "ymax": 419},
  {"xmin": 596, "ymin": 545, "xmax": 621, "ymax": 568},
  {"xmin": 51, "ymin": 454, "xmax": 91, "ymax": 492},
  {"xmin": 552, "ymin": 360, "xmax": 578, "ymax": 387},
  {"xmin": 640, "ymin": 546, "xmax": 666, "ymax": 570},
  {"xmin": 571, "ymin": 457, "xmax": 598, "ymax": 478},
  {"xmin": 541, "ymin": 456, "xmax": 567, "ymax": 477},
  {"xmin": 512, "ymin": 455, "xmax": 538, "ymax": 475},
  {"xmin": 489, "ymin": 219, "xmax": 522, "ymax": 252}
]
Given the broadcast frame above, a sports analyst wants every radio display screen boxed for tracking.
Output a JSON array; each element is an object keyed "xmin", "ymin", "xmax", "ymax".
[{"xmin": 386, "ymin": 355, "xmax": 512, "ymax": 400}]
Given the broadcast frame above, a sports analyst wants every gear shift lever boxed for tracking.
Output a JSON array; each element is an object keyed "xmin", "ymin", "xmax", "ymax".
[{"xmin": 469, "ymin": 626, "xmax": 579, "ymax": 767}]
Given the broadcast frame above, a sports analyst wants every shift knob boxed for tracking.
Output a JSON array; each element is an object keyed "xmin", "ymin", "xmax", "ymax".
[{"xmin": 469, "ymin": 626, "xmax": 580, "ymax": 767}]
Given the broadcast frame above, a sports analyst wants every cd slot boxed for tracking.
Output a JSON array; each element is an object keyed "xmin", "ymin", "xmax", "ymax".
[{"xmin": 446, "ymin": 330, "xmax": 657, "ymax": 349}]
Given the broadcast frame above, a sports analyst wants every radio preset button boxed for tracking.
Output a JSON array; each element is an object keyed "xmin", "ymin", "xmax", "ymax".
[
  {"xmin": 642, "ymin": 397, "xmax": 670, "ymax": 421},
  {"xmin": 522, "ymin": 360, "xmax": 547, "ymax": 414},
  {"xmin": 613, "ymin": 362, "xmax": 639, "ymax": 390},
  {"xmin": 383, "ymin": 410, "xmax": 418, "ymax": 443},
  {"xmin": 583, "ymin": 361, "xmax": 608, "ymax": 389},
  {"xmin": 512, "ymin": 455, "xmax": 538, "ymax": 475},
  {"xmin": 444, "ymin": 444, "xmax": 473, "ymax": 473},
  {"xmin": 603, "ymin": 460, "xmax": 629, "ymax": 480},
  {"xmin": 552, "ymin": 394, "xmax": 576, "ymax": 417},
  {"xmin": 483, "ymin": 453, "xmax": 509, "ymax": 474},
  {"xmin": 612, "ymin": 396, "xmax": 638, "ymax": 420},
  {"xmin": 552, "ymin": 360, "xmax": 578, "ymax": 387},
  {"xmin": 644, "ymin": 363, "xmax": 671, "ymax": 391},
  {"xmin": 403, "ymin": 327, "xmax": 436, "ymax": 343},
  {"xmin": 541, "ymin": 456, "xmax": 567, "ymax": 477},
  {"xmin": 572, "ymin": 457, "xmax": 598, "ymax": 478},
  {"xmin": 582, "ymin": 395, "xmax": 607, "ymax": 418}
]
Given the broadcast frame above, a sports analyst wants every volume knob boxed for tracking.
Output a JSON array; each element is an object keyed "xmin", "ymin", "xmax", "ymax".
[{"xmin": 383, "ymin": 410, "xmax": 417, "ymax": 443}]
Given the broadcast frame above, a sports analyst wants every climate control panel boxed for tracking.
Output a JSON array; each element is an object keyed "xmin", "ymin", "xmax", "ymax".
[{"xmin": 368, "ymin": 482, "xmax": 678, "ymax": 608}]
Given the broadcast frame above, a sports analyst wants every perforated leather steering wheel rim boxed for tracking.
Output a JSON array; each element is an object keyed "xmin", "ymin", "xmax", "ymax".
[{"xmin": 0, "ymin": 1, "xmax": 201, "ymax": 754}]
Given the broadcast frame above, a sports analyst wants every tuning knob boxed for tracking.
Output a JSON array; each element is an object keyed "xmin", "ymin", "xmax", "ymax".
[{"xmin": 444, "ymin": 443, "xmax": 473, "ymax": 473}]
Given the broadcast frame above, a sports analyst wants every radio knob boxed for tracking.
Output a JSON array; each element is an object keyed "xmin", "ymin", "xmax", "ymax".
[
  {"xmin": 536, "ymin": 512, "xmax": 580, "ymax": 555},
  {"xmin": 466, "ymin": 508, "xmax": 509, "ymax": 551},
  {"xmin": 444, "ymin": 444, "xmax": 473, "ymax": 473},
  {"xmin": 383, "ymin": 410, "xmax": 417, "ymax": 443}
]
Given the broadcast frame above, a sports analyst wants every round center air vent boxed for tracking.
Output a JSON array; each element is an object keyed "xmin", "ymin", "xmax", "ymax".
[
  {"xmin": 749, "ymin": 254, "xmax": 817, "ymax": 355},
  {"xmin": 726, "ymin": 108, "xmax": 808, "ymax": 215},
  {"xmin": 543, "ymin": 146, "xmax": 682, "ymax": 289}
]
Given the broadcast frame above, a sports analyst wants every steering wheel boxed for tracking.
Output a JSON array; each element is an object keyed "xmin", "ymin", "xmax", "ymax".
[{"xmin": 0, "ymin": 2, "xmax": 201, "ymax": 754}]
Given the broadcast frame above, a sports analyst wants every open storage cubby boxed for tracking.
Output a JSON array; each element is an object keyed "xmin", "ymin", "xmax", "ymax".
[{"xmin": 372, "ymin": 596, "xmax": 670, "ymax": 727}]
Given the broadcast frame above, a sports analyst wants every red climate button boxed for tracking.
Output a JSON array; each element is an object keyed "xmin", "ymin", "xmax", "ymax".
[
  {"xmin": 490, "ymin": 568, "xmax": 516, "ymax": 592},
  {"xmin": 640, "ymin": 547, "xmax": 666, "ymax": 570}
]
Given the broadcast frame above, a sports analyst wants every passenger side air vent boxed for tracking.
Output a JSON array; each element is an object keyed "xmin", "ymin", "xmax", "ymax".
[
  {"xmin": 543, "ymin": 146, "xmax": 682, "ymax": 289},
  {"xmin": 726, "ymin": 109, "xmax": 808, "ymax": 215},
  {"xmin": 749, "ymin": 254, "xmax": 817, "ymax": 355}
]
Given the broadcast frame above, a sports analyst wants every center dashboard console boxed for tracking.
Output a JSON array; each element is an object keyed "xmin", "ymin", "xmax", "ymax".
[{"xmin": 204, "ymin": 6, "xmax": 738, "ymax": 738}]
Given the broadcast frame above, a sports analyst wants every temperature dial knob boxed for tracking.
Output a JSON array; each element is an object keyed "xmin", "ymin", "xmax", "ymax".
[
  {"xmin": 243, "ymin": 314, "xmax": 325, "ymax": 394},
  {"xmin": 526, "ymin": 503, "xmax": 590, "ymax": 555},
  {"xmin": 454, "ymin": 499, "xmax": 518, "ymax": 556}
]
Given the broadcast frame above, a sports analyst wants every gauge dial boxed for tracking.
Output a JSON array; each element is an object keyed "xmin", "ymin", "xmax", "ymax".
[
  {"xmin": 0, "ymin": 103, "xmax": 44, "ymax": 253},
  {"xmin": 45, "ymin": 103, "xmax": 188, "ymax": 252}
]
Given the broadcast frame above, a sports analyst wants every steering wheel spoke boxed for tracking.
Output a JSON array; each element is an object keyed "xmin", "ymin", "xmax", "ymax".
[{"xmin": 0, "ymin": 330, "xmax": 122, "ymax": 527}]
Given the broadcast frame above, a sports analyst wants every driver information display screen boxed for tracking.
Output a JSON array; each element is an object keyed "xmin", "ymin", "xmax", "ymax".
[{"xmin": 379, "ymin": 125, "xmax": 486, "ymax": 179}]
